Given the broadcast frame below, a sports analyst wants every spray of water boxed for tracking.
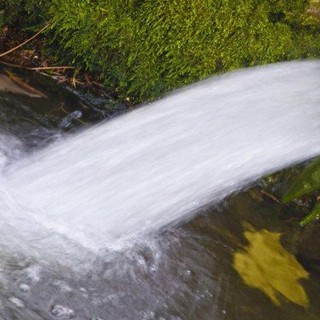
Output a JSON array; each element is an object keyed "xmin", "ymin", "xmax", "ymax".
[{"xmin": 2, "ymin": 61, "xmax": 320, "ymax": 253}]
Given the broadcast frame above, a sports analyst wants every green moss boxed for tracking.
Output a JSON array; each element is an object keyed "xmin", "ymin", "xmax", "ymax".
[
  {"xmin": 0, "ymin": 0, "xmax": 48, "ymax": 26},
  {"xmin": 2, "ymin": 0, "xmax": 320, "ymax": 102},
  {"xmin": 49, "ymin": 0, "xmax": 320, "ymax": 102}
]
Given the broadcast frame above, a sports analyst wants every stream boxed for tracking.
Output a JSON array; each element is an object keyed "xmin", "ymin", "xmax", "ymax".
[{"xmin": 0, "ymin": 63, "xmax": 319, "ymax": 320}]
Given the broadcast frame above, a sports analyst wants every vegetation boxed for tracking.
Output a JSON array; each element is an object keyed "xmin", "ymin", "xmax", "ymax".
[
  {"xmin": 1, "ymin": 0, "xmax": 320, "ymax": 102},
  {"xmin": 283, "ymin": 158, "xmax": 320, "ymax": 226},
  {"xmin": 0, "ymin": 0, "xmax": 48, "ymax": 27}
]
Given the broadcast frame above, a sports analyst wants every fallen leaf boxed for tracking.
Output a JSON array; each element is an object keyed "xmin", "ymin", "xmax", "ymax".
[{"xmin": 233, "ymin": 224, "xmax": 309, "ymax": 307}]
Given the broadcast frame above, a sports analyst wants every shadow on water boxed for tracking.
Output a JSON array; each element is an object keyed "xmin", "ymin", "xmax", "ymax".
[{"xmin": 0, "ymin": 67, "xmax": 319, "ymax": 320}]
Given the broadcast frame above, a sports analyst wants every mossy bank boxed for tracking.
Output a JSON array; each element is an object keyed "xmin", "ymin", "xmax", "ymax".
[{"xmin": 1, "ymin": 0, "xmax": 320, "ymax": 103}]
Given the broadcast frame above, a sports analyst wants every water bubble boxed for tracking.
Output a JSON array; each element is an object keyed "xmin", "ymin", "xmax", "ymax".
[
  {"xmin": 51, "ymin": 305, "xmax": 75, "ymax": 318},
  {"xmin": 8, "ymin": 296, "xmax": 24, "ymax": 308},
  {"xmin": 52, "ymin": 280, "xmax": 73, "ymax": 293},
  {"xmin": 81, "ymin": 293, "xmax": 89, "ymax": 299},
  {"xmin": 25, "ymin": 265, "xmax": 42, "ymax": 283},
  {"xmin": 140, "ymin": 311, "xmax": 156, "ymax": 319},
  {"xmin": 179, "ymin": 269, "xmax": 192, "ymax": 280},
  {"xmin": 18, "ymin": 283, "xmax": 30, "ymax": 293}
]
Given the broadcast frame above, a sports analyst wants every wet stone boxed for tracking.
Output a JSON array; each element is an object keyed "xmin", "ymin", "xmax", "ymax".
[
  {"xmin": 58, "ymin": 110, "xmax": 83, "ymax": 130},
  {"xmin": 51, "ymin": 304, "xmax": 75, "ymax": 318}
]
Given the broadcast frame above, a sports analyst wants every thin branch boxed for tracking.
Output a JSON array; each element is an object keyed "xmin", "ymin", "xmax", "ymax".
[
  {"xmin": 0, "ymin": 24, "xmax": 50, "ymax": 58},
  {"xmin": 0, "ymin": 60, "xmax": 74, "ymax": 71},
  {"xmin": 260, "ymin": 189, "xmax": 283, "ymax": 205},
  {"xmin": 27, "ymin": 66, "xmax": 75, "ymax": 70}
]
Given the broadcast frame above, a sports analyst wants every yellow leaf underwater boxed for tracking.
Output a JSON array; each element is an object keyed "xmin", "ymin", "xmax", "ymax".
[{"xmin": 233, "ymin": 224, "xmax": 309, "ymax": 307}]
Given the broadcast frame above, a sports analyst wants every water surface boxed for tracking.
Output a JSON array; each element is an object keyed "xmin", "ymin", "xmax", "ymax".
[{"xmin": 0, "ymin": 63, "xmax": 319, "ymax": 319}]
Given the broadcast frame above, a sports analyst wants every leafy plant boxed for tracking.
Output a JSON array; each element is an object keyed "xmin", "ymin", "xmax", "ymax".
[
  {"xmin": 0, "ymin": 0, "xmax": 49, "ymax": 26},
  {"xmin": 283, "ymin": 158, "xmax": 320, "ymax": 226}
]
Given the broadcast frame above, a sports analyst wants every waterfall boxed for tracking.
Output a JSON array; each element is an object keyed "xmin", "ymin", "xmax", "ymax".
[{"xmin": 3, "ymin": 61, "xmax": 320, "ymax": 252}]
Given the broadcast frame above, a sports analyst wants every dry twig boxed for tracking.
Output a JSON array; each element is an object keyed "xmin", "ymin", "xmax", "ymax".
[
  {"xmin": 0, "ymin": 24, "xmax": 50, "ymax": 58},
  {"xmin": 0, "ymin": 60, "xmax": 74, "ymax": 71}
]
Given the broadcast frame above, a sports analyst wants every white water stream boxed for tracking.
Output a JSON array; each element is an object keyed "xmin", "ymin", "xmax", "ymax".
[{"xmin": 2, "ymin": 61, "xmax": 320, "ymax": 254}]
